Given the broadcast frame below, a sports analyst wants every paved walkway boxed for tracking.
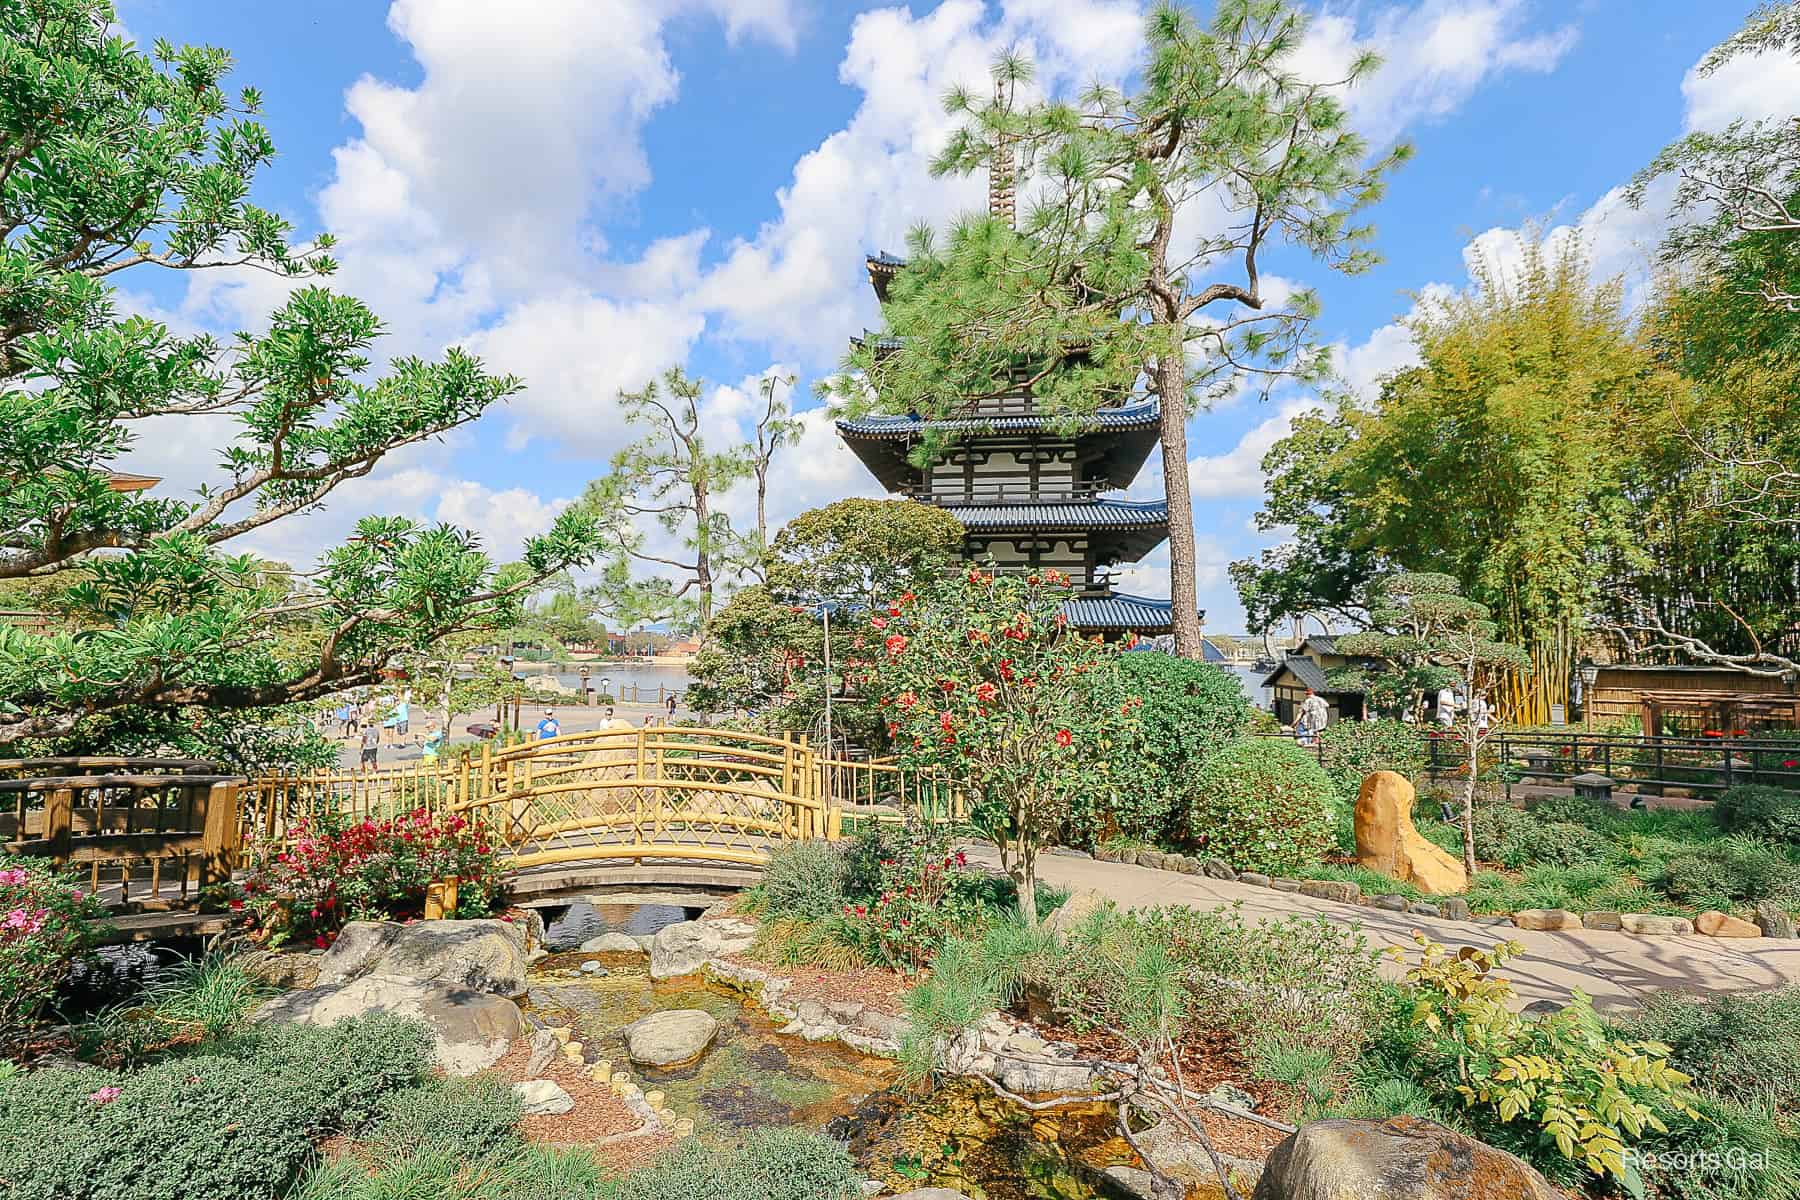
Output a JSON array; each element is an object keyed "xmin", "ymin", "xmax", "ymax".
[{"xmin": 965, "ymin": 847, "xmax": 1800, "ymax": 1011}]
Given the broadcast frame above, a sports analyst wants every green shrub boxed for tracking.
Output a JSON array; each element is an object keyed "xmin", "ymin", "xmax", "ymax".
[
  {"xmin": 74, "ymin": 950, "xmax": 278, "ymax": 1063},
  {"xmin": 1318, "ymin": 719, "xmax": 1428, "ymax": 806},
  {"xmin": 615, "ymin": 1128, "xmax": 862, "ymax": 1200},
  {"xmin": 1472, "ymin": 803, "xmax": 1614, "ymax": 869},
  {"xmin": 367, "ymin": 1075, "xmax": 523, "ymax": 1160},
  {"xmin": 1528, "ymin": 794, "xmax": 1616, "ymax": 830},
  {"xmin": 840, "ymin": 823, "xmax": 893, "ymax": 902},
  {"xmin": 1631, "ymin": 1097, "xmax": 1800, "ymax": 1200},
  {"xmin": 750, "ymin": 914, "xmax": 869, "ymax": 971},
  {"xmin": 1186, "ymin": 737, "xmax": 1337, "ymax": 873},
  {"xmin": 1619, "ymin": 987, "xmax": 1800, "ymax": 1111},
  {"xmin": 1082, "ymin": 653, "xmax": 1253, "ymax": 843},
  {"xmin": 289, "ymin": 1146, "xmax": 610, "ymax": 1200},
  {"xmin": 756, "ymin": 838, "xmax": 848, "ymax": 920},
  {"xmin": 0, "ymin": 854, "xmax": 110, "ymax": 1030},
  {"xmin": 1659, "ymin": 837, "xmax": 1800, "ymax": 909},
  {"xmin": 0, "ymin": 1016, "xmax": 434, "ymax": 1200},
  {"xmin": 1714, "ymin": 785, "xmax": 1800, "ymax": 845}
]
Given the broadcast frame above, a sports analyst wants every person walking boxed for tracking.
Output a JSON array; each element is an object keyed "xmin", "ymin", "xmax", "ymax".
[
  {"xmin": 666, "ymin": 693, "xmax": 678, "ymax": 721},
  {"xmin": 336, "ymin": 702, "xmax": 355, "ymax": 737},
  {"xmin": 358, "ymin": 723, "xmax": 380, "ymax": 771},
  {"xmin": 1297, "ymin": 688, "xmax": 1329, "ymax": 748},
  {"xmin": 535, "ymin": 709, "xmax": 560, "ymax": 740},
  {"xmin": 1435, "ymin": 686, "xmax": 1457, "ymax": 728}
]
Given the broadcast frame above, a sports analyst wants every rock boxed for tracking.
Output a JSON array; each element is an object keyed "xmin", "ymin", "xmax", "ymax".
[
  {"xmin": 580, "ymin": 960, "xmax": 608, "ymax": 975},
  {"xmin": 239, "ymin": 950, "xmax": 322, "ymax": 990},
  {"xmin": 1438, "ymin": 898, "xmax": 1471, "ymax": 922},
  {"xmin": 1354, "ymin": 772, "xmax": 1468, "ymax": 895},
  {"xmin": 1169, "ymin": 854, "xmax": 1202, "ymax": 875},
  {"xmin": 1581, "ymin": 911, "xmax": 1623, "ymax": 931},
  {"xmin": 1299, "ymin": 880, "xmax": 1361, "ymax": 905},
  {"xmin": 314, "ymin": 919, "xmax": 529, "ymax": 997},
  {"xmin": 1252, "ymin": 1115, "xmax": 1559, "ymax": 1200},
  {"xmin": 1101, "ymin": 1165, "xmax": 1157, "ymax": 1199},
  {"xmin": 1408, "ymin": 902, "xmax": 1440, "ymax": 918},
  {"xmin": 648, "ymin": 918, "xmax": 758, "ymax": 979},
  {"xmin": 1202, "ymin": 858, "xmax": 1238, "ymax": 881},
  {"xmin": 1620, "ymin": 913, "xmax": 1694, "ymax": 936},
  {"xmin": 1269, "ymin": 878, "xmax": 1303, "ymax": 893},
  {"xmin": 525, "ymin": 1027, "xmax": 560, "ymax": 1077},
  {"xmin": 1136, "ymin": 850, "xmax": 1169, "ymax": 870},
  {"xmin": 1095, "ymin": 846, "xmax": 1123, "ymax": 863},
  {"xmin": 997, "ymin": 1058, "xmax": 1094, "ymax": 1095},
  {"xmin": 1239, "ymin": 872, "xmax": 1271, "ymax": 888},
  {"xmin": 512, "ymin": 1079, "xmax": 574, "ymax": 1116},
  {"xmin": 1512, "ymin": 908, "xmax": 1581, "ymax": 931},
  {"xmin": 1754, "ymin": 901, "xmax": 1796, "ymax": 939},
  {"xmin": 1204, "ymin": 1082, "xmax": 1257, "ymax": 1112},
  {"xmin": 1695, "ymin": 910, "xmax": 1762, "ymax": 938},
  {"xmin": 1371, "ymin": 894, "xmax": 1409, "ymax": 912},
  {"xmin": 255, "ymin": 974, "xmax": 523, "ymax": 1076},
  {"xmin": 1045, "ymin": 887, "xmax": 1110, "ymax": 934},
  {"xmin": 890, "ymin": 1191, "xmax": 971, "ymax": 1200},
  {"xmin": 581, "ymin": 932, "xmax": 648, "ymax": 954},
  {"xmin": 1522, "ymin": 1000, "xmax": 1562, "ymax": 1016},
  {"xmin": 624, "ymin": 1009, "xmax": 720, "ymax": 1066},
  {"xmin": 1004, "ymin": 1033, "xmax": 1049, "ymax": 1055},
  {"xmin": 1474, "ymin": 914, "xmax": 1514, "ymax": 927},
  {"xmin": 860, "ymin": 1181, "xmax": 886, "ymax": 1197}
]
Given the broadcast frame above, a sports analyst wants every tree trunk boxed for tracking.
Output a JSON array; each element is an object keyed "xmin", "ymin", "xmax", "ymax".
[
  {"xmin": 693, "ymin": 476, "xmax": 714, "ymax": 626},
  {"xmin": 1154, "ymin": 356, "xmax": 1203, "ymax": 658},
  {"xmin": 1012, "ymin": 834, "xmax": 1039, "ymax": 926},
  {"xmin": 1461, "ymin": 727, "xmax": 1479, "ymax": 877}
]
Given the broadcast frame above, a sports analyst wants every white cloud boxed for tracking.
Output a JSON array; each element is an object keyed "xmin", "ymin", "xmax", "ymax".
[
  {"xmin": 1682, "ymin": 46, "xmax": 1800, "ymax": 132},
  {"xmin": 1291, "ymin": 0, "xmax": 1578, "ymax": 147},
  {"xmin": 1336, "ymin": 320, "xmax": 1420, "ymax": 402},
  {"xmin": 1185, "ymin": 400, "xmax": 1315, "ymax": 501}
]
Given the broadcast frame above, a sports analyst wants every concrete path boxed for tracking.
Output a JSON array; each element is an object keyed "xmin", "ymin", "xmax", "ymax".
[{"xmin": 966, "ymin": 847, "xmax": 1800, "ymax": 1012}]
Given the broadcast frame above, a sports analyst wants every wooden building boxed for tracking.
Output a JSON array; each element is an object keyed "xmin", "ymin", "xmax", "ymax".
[
  {"xmin": 1587, "ymin": 663, "xmax": 1800, "ymax": 733},
  {"xmin": 1261, "ymin": 636, "xmax": 1375, "ymax": 724}
]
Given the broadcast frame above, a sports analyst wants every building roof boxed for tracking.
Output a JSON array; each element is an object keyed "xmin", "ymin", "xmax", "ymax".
[
  {"xmin": 836, "ymin": 397, "xmax": 1161, "ymax": 438},
  {"xmin": 867, "ymin": 251, "xmax": 907, "ymax": 301},
  {"xmin": 1262, "ymin": 654, "xmax": 1340, "ymax": 692},
  {"xmin": 947, "ymin": 498, "xmax": 1169, "ymax": 530},
  {"xmin": 1062, "ymin": 592, "xmax": 1198, "ymax": 632},
  {"xmin": 1300, "ymin": 634, "xmax": 1341, "ymax": 655}
]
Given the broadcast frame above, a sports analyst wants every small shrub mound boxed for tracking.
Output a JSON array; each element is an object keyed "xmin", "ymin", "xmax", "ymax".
[
  {"xmin": 1620, "ymin": 986, "xmax": 1800, "ymax": 1111},
  {"xmin": 1318, "ymin": 719, "xmax": 1427, "ymax": 806},
  {"xmin": 1186, "ymin": 737, "xmax": 1337, "ymax": 873},
  {"xmin": 0, "ymin": 1015, "xmax": 433, "ymax": 1200},
  {"xmin": 366, "ymin": 1074, "xmax": 523, "ymax": 1160},
  {"xmin": 1472, "ymin": 803, "xmax": 1613, "ymax": 869},
  {"xmin": 1658, "ymin": 836, "xmax": 1800, "ymax": 910},
  {"xmin": 1713, "ymin": 784, "xmax": 1800, "ymax": 845}
]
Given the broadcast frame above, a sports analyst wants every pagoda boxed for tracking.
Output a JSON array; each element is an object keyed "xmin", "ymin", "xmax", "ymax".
[{"xmin": 835, "ymin": 163, "xmax": 1190, "ymax": 638}]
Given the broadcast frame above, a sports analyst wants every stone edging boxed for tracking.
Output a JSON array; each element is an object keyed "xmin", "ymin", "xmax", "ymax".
[{"xmin": 1090, "ymin": 846, "xmax": 1790, "ymax": 941}]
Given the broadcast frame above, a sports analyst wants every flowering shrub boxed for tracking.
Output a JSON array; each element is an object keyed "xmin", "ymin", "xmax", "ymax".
[
  {"xmin": 839, "ymin": 822, "xmax": 985, "ymax": 971},
  {"xmin": 864, "ymin": 568, "xmax": 1134, "ymax": 924},
  {"xmin": 239, "ymin": 808, "xmax": 502, "ymax": 947},
  {"xmin": 0, "ymin": 854, "xmax": 109, "ymax": 1030}
]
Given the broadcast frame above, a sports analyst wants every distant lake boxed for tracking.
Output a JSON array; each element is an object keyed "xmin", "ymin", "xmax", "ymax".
[{"xmin": 532, "ymin": 659, "xmax": 692, "ymax": 697}]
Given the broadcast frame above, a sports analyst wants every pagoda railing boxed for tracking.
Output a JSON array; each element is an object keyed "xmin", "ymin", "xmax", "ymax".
[{"xmin": 907, "ymin": 482, "xmax": 1107, "ymax": 505}]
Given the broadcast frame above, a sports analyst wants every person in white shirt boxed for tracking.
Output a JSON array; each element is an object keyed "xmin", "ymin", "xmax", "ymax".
[
  {"xmin": 1296, "ymin": 689, "xmax": 1329, "ymax": 747},
  {"xmin": 1436, "ymin": 686, "xmax": 1457, "ymax": 727}
]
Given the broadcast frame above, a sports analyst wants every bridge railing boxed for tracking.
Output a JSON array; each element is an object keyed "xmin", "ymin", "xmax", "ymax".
[
  {"xmin": 0, "ymin": 759, "xmax": 244, "ymax": 909},
  {"xmin": 242, "ymin": 725, "xmax": 959, "ymax": 872}
]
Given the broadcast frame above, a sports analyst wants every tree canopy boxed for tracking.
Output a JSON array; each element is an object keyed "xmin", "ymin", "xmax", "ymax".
[
  {"xmin": 0, "ymin": 1, "xmax": 602, "ymax": 750},
  {"xmin": 826, "ymin": 1, "xmax": 1406, "ymax": 657}
]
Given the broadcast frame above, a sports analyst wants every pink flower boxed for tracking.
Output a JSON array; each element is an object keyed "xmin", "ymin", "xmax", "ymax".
[
  {"xmin": 885, "ymin": 634, "xmax": 908, "ymax": 657},
  {"xmin": 0, "ymin": 868, "xmax": 27, "ymax": 887},
  {"xmin": 88, "ymin": 1086, "xmax": 121, "ymax": 1105}
]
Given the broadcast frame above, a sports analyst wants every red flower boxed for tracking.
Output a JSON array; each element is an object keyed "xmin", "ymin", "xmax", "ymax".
[
  {"xmin": 897, "ymin": 690, "xmax": 918, "ymax": 709},
  {"xmin": 938, "ymin": 678, "xmax": 957, "ymax": 692},
  {"xmin": 885, "ymin": 634, "xmax": 908, "ymax": 657},
  {"xmin": 870, "ymin": 615, "xmax": 888, "ymax": 630},
  {"xmin": 939, "ymin": 711, "xmax": 956, "ymax": 732},
  {"xmin": 975, "ymin": 681, "xmax": 998, "ymax": 704},
  {"xmin": 889, "ymin": 603, "xmax": 903, "ymax": 616},
  {"xmin": 899, "ymin": 591, "xmax": 916, "ymax": 605},
  {"xmin": 1054, "ymin": 729, "xmax": 1073, "ymax": 747},
  {"xmin": 1784, "ymin": 760, "xmax": 1798, "ymax": 769},
  {"xmin": 229, "ymin": 899, "xmax": 245, "ymax": 912}
]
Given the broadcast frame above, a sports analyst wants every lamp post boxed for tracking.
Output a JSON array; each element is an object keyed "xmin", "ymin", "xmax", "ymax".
[
  {"xmin": 578, "ymin": 663, "xmax": 591, "ymax": 706},
  {"xmin": 1578, "ymin": 660, "xmax": 1600, "ymax": 730}
]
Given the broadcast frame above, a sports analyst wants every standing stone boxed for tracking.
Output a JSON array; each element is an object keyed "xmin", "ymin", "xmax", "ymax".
[
  {"xmin": 1620, "ymin": 913, "xmax": 1694, "ymax": 936},
  {"xmin": 1354, "ymin": 772, "xmax": 1468, "ymax": 895},
  {"xmin": 1253, "ymin": 1116, "xmax": 1559, "ymax": 1200},
  {"xmin": 1045, "ymin": 888, "xmax": 1110, "ymax": 933},
  {"xmin": 1754, "ymin": 901, "xmax": 1796, "ymax": 939},
  {"xmin": 1437, "ymin": 898, "xmax": 1471, "ymax": 922}
]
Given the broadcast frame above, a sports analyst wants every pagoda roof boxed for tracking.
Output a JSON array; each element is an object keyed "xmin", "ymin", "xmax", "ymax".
[
  {"xmin": 836, "ymin": 397, "xmax": 1159, "ymax": 439},
  {"xmin": 835, "ymin": 399, "xmax": 1161, "ymax": 493},
  {"xmin": 947, "ymin": 497, "xmax": 1168, "ymax": 530},
  {"xmin": 1061, "ymin": 592, "xmax": 1198, "ymax": 633},
  {"xmin": 867, "ymin": 251, "xmax": 907, "ymax": 302}
]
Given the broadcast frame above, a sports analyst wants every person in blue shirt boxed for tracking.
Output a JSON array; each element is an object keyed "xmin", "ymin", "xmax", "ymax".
[{"xmin": 535, "ymin": 709, "xmax": 560, "ymax": 740}]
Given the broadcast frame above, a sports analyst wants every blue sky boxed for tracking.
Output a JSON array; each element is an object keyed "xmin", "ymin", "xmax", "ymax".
[{"xmin": 114, "ymin": 0, "xmax": 1797, "ymax": 630}]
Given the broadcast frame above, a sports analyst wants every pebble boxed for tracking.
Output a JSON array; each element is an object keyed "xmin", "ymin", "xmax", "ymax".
[{"xmin": 580, "ymin": 960, "xmax": 608, "ymax": 976}]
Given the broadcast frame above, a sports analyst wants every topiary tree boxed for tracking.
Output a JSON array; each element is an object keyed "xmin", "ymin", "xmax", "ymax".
[
  {"xmin": 1186, "ymin": 737, "xmax": 1337, "ymax": 874},
  {"xmin": 1338, "ymin": 573, "xmax": 1530, "ymax": 875},
  {"xmin": 864, "ymin": 567, "xmax": 1133, "ymax": 925},
  {"xmin": 1083, "ymin": 651, "xmax": 1252, "ymax": 844}
]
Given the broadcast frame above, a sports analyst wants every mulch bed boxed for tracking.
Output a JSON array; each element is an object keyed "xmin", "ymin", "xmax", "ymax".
[{"xmin": 483, "ymin": 1038, "xmax": 674, "ymax": 1168}]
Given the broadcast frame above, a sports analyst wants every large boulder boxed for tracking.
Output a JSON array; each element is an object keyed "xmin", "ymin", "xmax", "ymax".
[
  {"xmin": 1045, "ymin": 887, "xmax": 1110, "ymax": 934},
  {"xmin": 316, "ymin": 919, "xmax": 530, "ymax": 997},
  {"xmin": 648, "ymin": 918, "xmax": 758, "ymax": 979},
  {"xmin": 255, "ymin": 974, "xmax": 523, "ymax": 1076},
  {"xmin": 624, "ymin": 1008, "xmax": 720, "ymax": 1067},
  {"xmin": 581, "ymin": 931, "xmax": 649, "ymax": 954},
  {"xmin": 1253, "ymin": 1116, "xmax": 1558, "ymax": 1200},
  {"xmin": 1354, "ymin": 773, "xmax": 1467, "ymax": 895}
]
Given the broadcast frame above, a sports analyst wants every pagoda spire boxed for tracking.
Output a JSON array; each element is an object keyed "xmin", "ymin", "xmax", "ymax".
[{"xmin": 987, "ymin": 77, "xmax": 1016, "ymax": 229}]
